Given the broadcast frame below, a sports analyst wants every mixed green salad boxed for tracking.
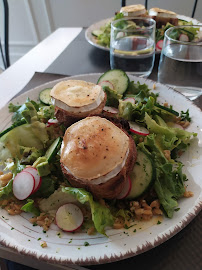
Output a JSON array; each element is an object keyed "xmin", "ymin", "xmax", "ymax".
[
  {"xmin": 92, "ymin": 13, "xmax": 199, "ymax": 51},
  {"xmin": 0, "ymin": 69, "xmax": 196, "ymax": 236}
]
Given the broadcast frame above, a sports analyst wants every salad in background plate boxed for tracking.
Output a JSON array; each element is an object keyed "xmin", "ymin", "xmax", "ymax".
[
  {"xmin": 89, "ymin": 4, "xmax": 200, "ymax": 52},
  {"xmin": 0, "ymin": 69, "xmax": 197, "ymax": 239}
]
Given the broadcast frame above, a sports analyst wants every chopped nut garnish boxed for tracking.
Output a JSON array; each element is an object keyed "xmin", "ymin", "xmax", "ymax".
[
  {"xmin": 0, "ymin": 172, "xmax": 13, "ymax": 186},
  {"xmin": 163, "ymin": 150, "xmax": 171, "ymax": 160},
  {"xmin": 40, "ymin": 241, "xmax": 47, "ymax": 248},
  {"xmin": 87, "ymin": 227, "xmax": 95, "ymax": 235},
  {"xmin": 184, "ymin": 190, "xmax": 194, "ymax": 198},
  {"xmin": 181, "ymin": 121, "xmax": 190, "ymax": 129}
]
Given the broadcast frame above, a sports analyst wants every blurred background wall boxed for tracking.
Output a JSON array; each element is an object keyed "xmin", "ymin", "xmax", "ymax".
[{"xmin": 0, "ymin": 0, "xmax": 201, "ymax": 68}]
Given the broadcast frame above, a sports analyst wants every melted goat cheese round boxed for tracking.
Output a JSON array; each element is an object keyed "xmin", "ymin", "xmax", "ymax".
[
  {"xmin": 60, "ymin": 116, "xmax": 130, "ymax": 183},
  {"xmin": 51, "ymin": 80, "xmax": 105, "ymax": 113},
  {"xmin": 149, "ymin": 8, "xmax": 177, "ymax": 18}
]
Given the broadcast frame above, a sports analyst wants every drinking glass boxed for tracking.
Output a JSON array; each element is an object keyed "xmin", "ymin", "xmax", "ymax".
[
  {"xmin": 110, "ymin": 17, "xmax": 156, "ymax": 77},
  {"xmin": 158, "ymin": 25, "xmax": 202, "ymax": 100}
]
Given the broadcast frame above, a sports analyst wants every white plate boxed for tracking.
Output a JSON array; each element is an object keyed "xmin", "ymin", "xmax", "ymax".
[
  {"xmin": 85, "ymin": 15, "xmax": 201, "ymax": 54},
  {"xmin": 0, "ymin": 74, "xmax": 202, "ymax": 265}
]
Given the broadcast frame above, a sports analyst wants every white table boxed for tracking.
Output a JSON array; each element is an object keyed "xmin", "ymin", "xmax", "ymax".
[{"xmin": 0, "ymin": 27, "xmax": 90, "ymax": 270}]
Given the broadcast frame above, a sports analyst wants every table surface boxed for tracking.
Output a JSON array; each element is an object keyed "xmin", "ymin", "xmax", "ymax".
[{"xmin": 0, "ymin": 27, "xmax": 201, "ymax": 270}]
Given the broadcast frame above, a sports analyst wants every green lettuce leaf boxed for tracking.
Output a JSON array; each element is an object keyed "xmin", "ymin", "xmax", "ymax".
[
  {"xmin": 37, "ymin": 105, "xmax": 55, "ymax": 120},
  {"xmin": 32, "ymin": 175, "xmax": 57, "ymax": 198},
  {"xmin": 125, "ymin": 81, "xmax": 158, "ymax": 102},
  {"xmin": 62, "ymin": 187, "xmax": 114, "ymax": 235},
  {"xmin": 8, "ymin": 103, "xmax": 21, "ymax": 113},
  {"xmin": 103, "ymin": 86, "xmax": 122, "ymax": 108},
  {"xmin": 9, "ymin": 100, "xmax": 39, "ymax": 123},
  {"xmin": 30, "ymin": 121, "xmax": 49, "ymax": 146},
  {"xmin": 96, "ymin": 13, "xmax": 124, "ymax": 47},
  {"xmin": 0, "ymin": 159, "xmax": 25, "ymax": 199},
  {"xmin": 0, "ymin": 179, "xmax": 13, "ymax": 198},
  {"xmin": 139, "ymin": 134, "xmax": 187, "ymax": 217},
  {"xmin": 0, "ymin": 121, "xmax": 49, "ymax": 160},
  {"xmin": 118, "ymin": 81, "xmax": 158, "ymax": 123},
  {"xmin": 19, "ymin": 146, "xmax": 42, "ymax": 165},
  {"xmin": 119, "ymin": 96, "xmax": 156, "ymax": 123},
  {"xmin": 21, "ymin": 199, "xmax": 40, "ymax": 216},
  {"xmin": 144, "ymin": 113, "xmax": 197, "ymax": 151},
  {"xmin": 21, "ymin": 102, "xmax": 38, "ymax": 123},
  {"xmin": 168, "ymin": 25, "xmax": 199, "ymax": 41}
]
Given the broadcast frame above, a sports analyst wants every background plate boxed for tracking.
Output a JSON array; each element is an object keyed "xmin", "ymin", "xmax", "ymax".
[
  {"xmin": 0, "ymin": 74, "xmax": 202, "ymax": 265},
  {"xmin": 85, "ymin": 15, "xmax": 201, "ymax": 54}
]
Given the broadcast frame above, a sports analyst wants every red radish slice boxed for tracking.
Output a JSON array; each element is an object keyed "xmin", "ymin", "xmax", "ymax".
[
  {"xmin": 155, "ymin": 46, "xmax": 161, "ymax": 52},
  {"xmin": 56, "ymin": 203, "xmax": 84, "ymax": 232},
  {"xmin": 98, "ymin": 80, "xmax": 114, "ymax": 90},
  {"xmin": 129, "ymin": 121, "xmax": 149, "ymax": 136},
  {"xmin": 156, "ymin": 40, "xmax": 164, "ymax": 50},
  {"xmin": 116, "ymin": 31, "xmax": 125, "ymax": 39},
  {"xmin": 179, "ymin": 34, "xmax": 189, "ymax": 42},
  {"xmin": 23, "ymin": 167, "xmax": 42, "ymax": 193},
  {"xmin": 123, "ymin": 97, "xmax": 135, "ymax": 104},
  {"xmin": 13, "ymin": 171, "xmax": 35, "ymax": 200},
  {"xmin": 46, "ymin": 118, "xmax": 59, "ymax": 127},
  {"xmin": 103, "ymin": 106, "xmax": 119, "ymax": 114},
  {"xmin": 117, "ymin": 177, "xmax": 132, "ymax": 200}
]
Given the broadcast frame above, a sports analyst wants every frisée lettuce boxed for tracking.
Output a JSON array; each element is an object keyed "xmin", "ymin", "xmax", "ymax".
[{"xmin": 138, "ymin": 113, "xmax": 196, "ymax": 217}]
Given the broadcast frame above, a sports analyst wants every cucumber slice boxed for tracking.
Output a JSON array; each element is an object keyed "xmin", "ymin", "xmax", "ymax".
[
  {"xmin": 39, "ymin": 88, "xmax": 52, "ymax": 105},
  {"xmin": 0, "ymin": 119, "xmax": 27, "ymax": 138},
  {"xmin": 97, "ymin": 69, "xmax": 129, "ymax": 95},
  {"xmin": 127, "ymin": 149, "xmax": 154, "ymax": 200},
  {"xmin": 45, "ymin": 137, "xmax": 62, "ymax": 162},
  {"xmin": 92, "ymin": 30, "xmax": 102, "ymax": 37},
  {"xmin": 155, "ymin": 104, "xmax": 179, "ymax": 116}
]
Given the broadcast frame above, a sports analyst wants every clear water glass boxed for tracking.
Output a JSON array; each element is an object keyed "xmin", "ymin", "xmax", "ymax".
[
  {"xmin": 158, "ymin": 25, "xmax": 202, "ymax": 100},
  {"xmin": 110, "ymin": 17, "xmax": 156, "ymax": 77}
]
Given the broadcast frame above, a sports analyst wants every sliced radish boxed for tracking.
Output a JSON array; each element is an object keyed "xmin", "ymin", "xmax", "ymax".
[
  {"xmin": 156, "ymin": 40, "xmax": 164, "ymax": 51},
  {"xmin": 98, "ymin": 80, "xmax": 114, "ymax": 90},
  {"xmin": 123, "ymin": 97, "xmax": 135, "ymax": 104},
  {"xmin": 116, "ymin": 31, "xmax": 125, "ymax": 39},
  {"xmin": 23, "ymin": 167, "xmax": 42, "ymax": 193},
  {"xmin": 129, "ymin": 121, "xmax": 149, "ymax": 136},
  {"xmin": 116, "ymin": 177, "xmax": 132, "ymax": 200},
  {"xmin": 56, "ymin": 203, "xmax": 84, "ymax": 232},
  {"xmin": 179, "ymin": 34, "xmax": 189, "ymax": 42},
  {"xmin": 13, "ymin": 171, "xmax": 35, "ymax": 200},
  {"xmin": 103, "ymin": 106, "xmax": 119, "ymax": 114},
  {"xmin": 46, "ymin": 118, "xmax": 59, "ymax": 127},
  {"xmin": 155, "ymin": 46, "xmax": 161, "ymax": 52}
]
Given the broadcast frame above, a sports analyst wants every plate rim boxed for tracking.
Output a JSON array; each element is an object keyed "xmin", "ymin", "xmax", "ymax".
[{"xmin": 0, "ymin": 73, "xmax": 202, "ymax": 265}]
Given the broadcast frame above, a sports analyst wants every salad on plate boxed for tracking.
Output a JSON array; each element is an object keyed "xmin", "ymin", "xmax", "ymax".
[
  {"xmin": 90, "ymin": 4, "xmax": 200, "ymax": 52},
  {"xmin": 0, "ymin": 69, "xmax": 197, "ymax": 240}
]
